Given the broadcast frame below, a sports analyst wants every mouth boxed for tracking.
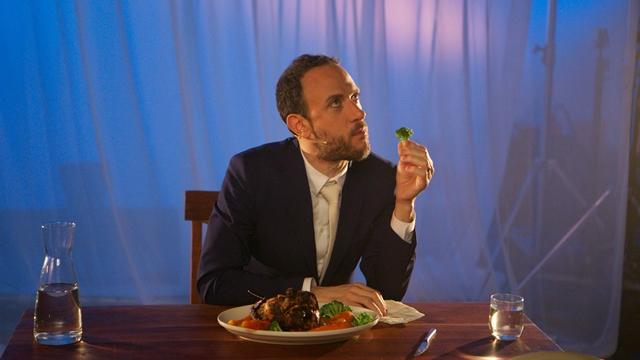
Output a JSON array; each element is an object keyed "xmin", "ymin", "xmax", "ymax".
[{"xmin": 351, "ymin": 125, "xmax": 368, "ymax": 138}]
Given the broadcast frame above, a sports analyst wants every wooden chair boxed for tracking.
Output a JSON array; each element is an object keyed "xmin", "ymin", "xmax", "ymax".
[{"xmin": 184, "ymin": 190, "xmax": 219, "ymax": 304}]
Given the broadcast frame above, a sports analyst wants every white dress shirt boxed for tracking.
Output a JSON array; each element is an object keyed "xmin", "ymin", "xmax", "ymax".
[{"xmin": 299, "ymin": 151, "xmax": 416, "ymax": 291}]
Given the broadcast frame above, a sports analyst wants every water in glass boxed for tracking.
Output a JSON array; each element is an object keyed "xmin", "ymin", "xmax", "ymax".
[
  {"xmin": 489, "ymin": 293, "xmax": 524, "ymax": 341},
  {"xmin": 34, "ymin": 283, "xmax": 82, "ymax": 344}
]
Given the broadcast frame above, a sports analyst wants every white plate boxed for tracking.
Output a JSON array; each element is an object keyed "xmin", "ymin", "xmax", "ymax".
[{"xmin": 218, "ymin": 304, "xmax": 379, "ymax": 345}]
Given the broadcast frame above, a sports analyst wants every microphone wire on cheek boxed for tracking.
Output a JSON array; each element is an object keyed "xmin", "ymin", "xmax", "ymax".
[{"xmin": 295, "ymin": 134, "xmax": 328, "ymax": 145}]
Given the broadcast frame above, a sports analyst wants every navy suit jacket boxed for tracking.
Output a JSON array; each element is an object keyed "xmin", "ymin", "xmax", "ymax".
[{"xmin": 198, "ymin": 138, "xmax": 417, "ymax": 305}]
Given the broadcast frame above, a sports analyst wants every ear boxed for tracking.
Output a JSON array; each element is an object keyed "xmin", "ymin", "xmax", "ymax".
[{"xmin": 286, "ymin": 114, "xmax": 308, "ymax": 137}]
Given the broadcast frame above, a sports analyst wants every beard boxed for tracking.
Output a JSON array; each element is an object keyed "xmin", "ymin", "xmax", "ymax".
[{"xmin": 312, "ymin": 125, "xmax": 371, "ymax": 162}]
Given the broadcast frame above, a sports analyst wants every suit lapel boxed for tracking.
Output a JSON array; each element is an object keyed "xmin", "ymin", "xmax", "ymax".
[
  {"xmin": 280, "ymin": 139, "xmax": 318, "ymax": 279},
  {"xmin": 322, "ymin": 162, "xmax": 365, "ymax": 284}
]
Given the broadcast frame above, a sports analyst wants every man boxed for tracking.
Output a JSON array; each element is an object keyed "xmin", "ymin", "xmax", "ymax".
[{"xmin": 198, "ymin": 54, "xmax": 434, "ymax": 316}]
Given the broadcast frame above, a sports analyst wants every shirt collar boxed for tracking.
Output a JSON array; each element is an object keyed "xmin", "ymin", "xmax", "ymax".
[{"xmin": 300, "ymin": 150, "xmax": 349, "ymax": 196}]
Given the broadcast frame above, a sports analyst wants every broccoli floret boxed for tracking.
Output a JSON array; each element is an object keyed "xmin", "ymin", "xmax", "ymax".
[
  {"xmin": 268, "ymin": 321, "xmax": 282, "ymax": 331},
  {"xmin": 395, "ymin": 127, "xmax": 414, "ymax": 141},
  {"xmin": 352, "ymin": 312, "xmax": 375, "ymax": 326},
  {"xmin": 319, "ymin": 300, "xmax": 352, "ymax": 318}
]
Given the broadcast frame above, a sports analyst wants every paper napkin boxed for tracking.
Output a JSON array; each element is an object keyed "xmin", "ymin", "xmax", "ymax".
[{"xmin": 379, "ymin": 300, "xmax": 425, "ymax": 324}]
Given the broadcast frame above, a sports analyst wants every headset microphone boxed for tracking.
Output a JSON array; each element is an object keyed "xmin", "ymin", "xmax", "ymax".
[{"xmin": 295, "ymin": 133, "xmax": 328, "ymax": 145}]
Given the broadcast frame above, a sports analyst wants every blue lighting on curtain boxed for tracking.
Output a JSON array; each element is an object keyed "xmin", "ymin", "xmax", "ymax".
[{"xmin": 0, "ymin": 0, "xmax": 636, "ymax": 355}]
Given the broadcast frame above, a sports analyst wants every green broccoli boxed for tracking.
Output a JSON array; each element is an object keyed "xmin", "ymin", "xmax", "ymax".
[
  {"xmin": 268, "ymin": 321, "xmax": 282, "ymax": 331},
  {"xmin": 352, "ymin": 312, "xmax": 375, "ymax": 326},
  {"xmin": 395, "ymin": 127, "xmax": 414, "ymax": 141},
  {"xmin": 319, "ymin": 300, "xmax": 352, "ymax": 318}
]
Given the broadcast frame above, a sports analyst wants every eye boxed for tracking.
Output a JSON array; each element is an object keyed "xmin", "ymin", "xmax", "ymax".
[
  {"xmin": 351, "ymin": 92, "xmax": 360, "ymax": 102},
  {"xmin": 329, "ymin": 97, "xmax": 342, "ymax": 108}
]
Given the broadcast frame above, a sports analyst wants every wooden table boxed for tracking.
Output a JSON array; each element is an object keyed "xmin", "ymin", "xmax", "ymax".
[{"xmin": 2, "ymin": 303, "xmax": 561, "ymax": 359}]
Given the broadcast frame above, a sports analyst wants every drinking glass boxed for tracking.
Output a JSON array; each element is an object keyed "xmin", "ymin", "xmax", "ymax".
[{"xmin": 489, "ymin": 293, "xmax": 524, "ymax": 341}]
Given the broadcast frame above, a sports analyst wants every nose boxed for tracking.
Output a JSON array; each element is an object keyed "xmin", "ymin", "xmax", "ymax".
[{"xmin": 349, "ymin": 99, "xmax": 366, "ymax": 121}]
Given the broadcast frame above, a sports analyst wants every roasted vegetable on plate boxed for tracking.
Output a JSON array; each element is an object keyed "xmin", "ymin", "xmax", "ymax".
[{"xmin": 227, "ymin": 288, "xmax": 375, "ymax": 332}]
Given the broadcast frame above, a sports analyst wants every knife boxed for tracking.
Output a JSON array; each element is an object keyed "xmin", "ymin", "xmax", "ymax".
[{"xmin": 413, "ymin": 328, "xmax": 437, "ymax": 357}]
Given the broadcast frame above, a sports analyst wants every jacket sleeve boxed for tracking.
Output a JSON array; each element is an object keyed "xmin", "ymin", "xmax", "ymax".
[
  {"xmin": 197, "ymin": 154, "xmax": 304, "ymax": 305},
  {"xmin": 359, "ymin": 184, "xmax": 417, "ymax": 301}
]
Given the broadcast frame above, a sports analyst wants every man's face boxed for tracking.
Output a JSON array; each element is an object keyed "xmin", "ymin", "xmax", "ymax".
[{"xmin": 300, "ymin": 64, "xmax": 370, "ymax": 161}]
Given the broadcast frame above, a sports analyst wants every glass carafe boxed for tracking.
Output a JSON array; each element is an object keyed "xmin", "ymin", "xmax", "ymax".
[{"xmin": 33, "ymin": 221, "xmax": 82, "ymax": 345}]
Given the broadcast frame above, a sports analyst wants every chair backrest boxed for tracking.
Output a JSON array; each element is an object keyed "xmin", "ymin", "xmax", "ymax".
[{"xmin": 184, "ymin": 190, "xmax": 219, "ymax": 304}]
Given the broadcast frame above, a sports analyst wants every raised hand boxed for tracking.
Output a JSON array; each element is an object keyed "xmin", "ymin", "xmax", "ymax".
[{"xmin": 394, "ymin": 140, "xmax": 434, "ymax": 221}]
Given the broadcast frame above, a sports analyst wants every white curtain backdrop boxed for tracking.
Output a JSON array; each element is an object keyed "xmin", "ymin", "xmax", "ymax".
[{"xmin": 0, "ymin": 0, "xmax": 637, "ymax": 356}]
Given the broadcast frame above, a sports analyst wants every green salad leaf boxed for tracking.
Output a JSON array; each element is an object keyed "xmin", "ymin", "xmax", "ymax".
[
  {"xmin": 352, "ymin": 312, "xmax": 375, "ymax": 326},
  {"xmin": 268, "ymin": 320, "xmax": 282, "ymax": 331},
  {"xmin": 395, "ymin": 127, "xmax": 414, "ymax": 141},
  {"xmin": 320, "ymin": 300, "xmax": 352, "ymax": 318}
]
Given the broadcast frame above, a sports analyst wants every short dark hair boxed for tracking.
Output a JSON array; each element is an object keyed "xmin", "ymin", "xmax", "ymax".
[{"xmin": 276, "ymin": 54, "xmax": 339, "ymax": 123}]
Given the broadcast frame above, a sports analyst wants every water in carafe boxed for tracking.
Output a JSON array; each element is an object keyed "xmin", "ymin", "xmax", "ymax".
[{"xmin": 33, "ymin": 222, "xmax": 82, "ymax": 345}]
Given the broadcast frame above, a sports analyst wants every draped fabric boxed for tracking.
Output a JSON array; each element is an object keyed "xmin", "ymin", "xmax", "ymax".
[{"xmin": 0, "ymin": 0, "xmax": 636, "ymax": 356}]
